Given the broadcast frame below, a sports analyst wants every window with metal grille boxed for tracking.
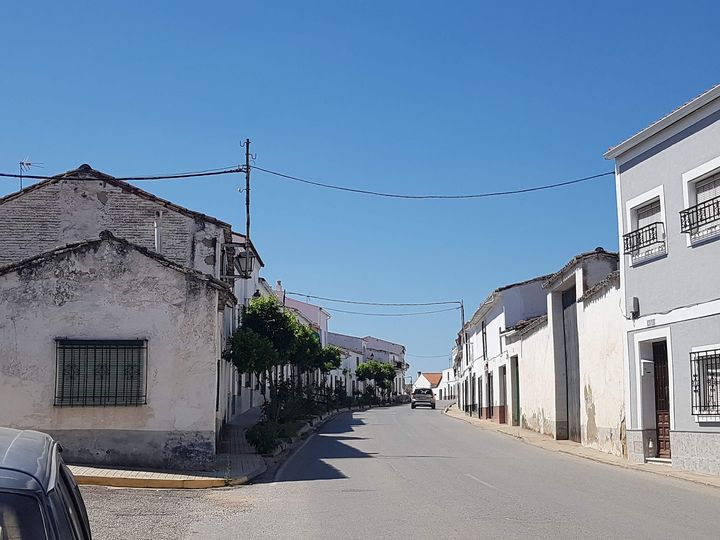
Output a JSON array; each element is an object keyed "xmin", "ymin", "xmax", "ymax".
[
  {"xmin": 624, "ymin": 199, "xmax": 665, "ymax": 260},
  {"xmin": 691, "ymin": 349, "xmax": 720, "ymax": 415},
  {"xmin": 686, "ymin": 175, "xmax": 720, "ymax": 239},
  {"xmin": 54, "ymin": 340, "xmax": 147, "ymax": 406}
]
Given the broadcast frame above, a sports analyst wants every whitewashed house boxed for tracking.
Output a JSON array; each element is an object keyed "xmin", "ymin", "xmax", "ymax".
[
  {"xmin": 459, "ymin": 276, "xmax": 549, "ymax": 422},
  {"xmin": 327, "ymin": 332, "xmax": 366, "ymax": 396},
  {"xmin": 436, "ymin": 368, "xmax": 456, "ymax": 401},
  {"xmin": 0, "ymin": 164, "xmax": 265, "ymax": 469},
  {"xmin": 503, "ymin": 249, "xmax": 624, "ymax": 456},
  {"xmin": 413, "ymin": 372, "xmax": 443, "ymax": 399},
  {"xmin": 365, "ymin": 336, "xmax": 408, "ymax": 396},
  {"xmin": 605, "ymin": 85, "xmax": 720, "ymax": 473}
]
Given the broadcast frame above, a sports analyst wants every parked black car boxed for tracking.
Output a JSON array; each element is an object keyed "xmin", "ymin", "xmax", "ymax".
[{"xmin": 0, "ymin": 427, "xmax": 92, "ymax": 539}]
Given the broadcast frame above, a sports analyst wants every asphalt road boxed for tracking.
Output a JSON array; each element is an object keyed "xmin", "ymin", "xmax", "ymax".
[{"xmin": 83, "ymin": 404, "xmax": 720, "ymax": 539}]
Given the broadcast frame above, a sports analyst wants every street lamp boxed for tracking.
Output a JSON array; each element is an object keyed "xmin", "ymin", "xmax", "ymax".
[{"xmin": 236, "ymin": 245, "xmax": 255, "ymax": 279}]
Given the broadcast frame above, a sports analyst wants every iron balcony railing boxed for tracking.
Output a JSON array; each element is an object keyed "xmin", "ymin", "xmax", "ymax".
[
  {"xmin": 691, "ymin": 349, "xmax": 720, "ymax": 416},
  {"xmin": 622, "ymin": 222, "xmax": 665, "ymax": 254},
  {"xmin": 680, "ymin": 194, "xmax": 720, "ymax": 234}
]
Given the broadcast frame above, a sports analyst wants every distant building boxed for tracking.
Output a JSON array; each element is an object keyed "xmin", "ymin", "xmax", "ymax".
[{"xmin": 413, "ymin": 372, "xmax": 443, "ymax": 399}]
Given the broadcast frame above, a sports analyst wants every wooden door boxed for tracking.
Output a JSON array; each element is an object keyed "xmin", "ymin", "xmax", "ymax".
[
  {"xmin": 499, "ymin": 366, "xmax": 508, "ymax": 424},
  {"xmin": 562, "ymin": 287, "xmax": 581, "ymax": 443},
  {"xmin": 487, "ymin": 372, "xmax": 494, "ymax": 418},
  {"xmin": 653, "ymin": 341, "xmax": 671, "ymax": 458}
]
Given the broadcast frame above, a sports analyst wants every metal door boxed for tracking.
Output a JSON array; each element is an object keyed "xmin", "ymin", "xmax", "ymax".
[
  {"xmin": 562, "ymin": 287, "xmax": 581, "ymax": 443},
  {"xmin": 653, "ymin": 341, "xmax": 671, "ymax": 458}
]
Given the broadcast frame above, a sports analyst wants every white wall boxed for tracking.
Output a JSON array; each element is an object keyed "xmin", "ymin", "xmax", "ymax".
[{"xmin": 0, "ymin": 238, "xmax": 222, "ymax": 469}]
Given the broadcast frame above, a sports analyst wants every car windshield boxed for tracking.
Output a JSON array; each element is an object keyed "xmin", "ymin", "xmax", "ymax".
[
  {"xmin": 413, "ymin": 389, "xmax": 433, "ymax": 395},
  {"xmin": 0, "ymin": 491, "xmax": 46, "ymax": 540}
]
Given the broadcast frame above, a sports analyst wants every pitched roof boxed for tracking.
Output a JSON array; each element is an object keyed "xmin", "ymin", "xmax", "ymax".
[
  {"xmin": 0, "ymin": 164, "xmax": 232, "ymax": 230},
  {"xmin": 421, "ymin": 372, "xmax": 443, "ymax": 387},
  {"xmin": 543, "ymin": 248, "xmax": 618, "ymax": 289},
  {"xmin": 0, "ymin": 230, "xmax": 235, "ymax": 301},
  {"xmin": 468, "ymin": 273, "xmax": 553, "ymax": 327},
  {"xmin": 604, "ymin": 84, "xmax": 720, "ymax": 159}
]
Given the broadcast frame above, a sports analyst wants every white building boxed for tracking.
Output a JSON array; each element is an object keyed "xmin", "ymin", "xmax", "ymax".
[
  {"xmin": 503, "ymin": 250, "xmax": 624, "ymax": 456},
  {"xmin": 458, "ymin": 275, "xmax": 550, "ymax": 422},
  {"xmin": 365, "ymin": 336, "xmax": 408, "ymax": 396},
  {"xmin": 436, "ymin": 368, "xmax": 456, "ymax": 401},
  {"xmin": 327, "ymin": 332, "xmax": 367, "ymax": 396},
  {"xmin": 413, "ymin": 372, "xmax": 443, "ymax": 399},
  {"xmin": 0, "ymin": 164, "xmax": 265, "ymax": 469}
]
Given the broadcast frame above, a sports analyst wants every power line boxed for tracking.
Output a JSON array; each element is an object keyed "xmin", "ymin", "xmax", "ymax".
[
  {"xmin": 285, "ymin": 291, "xmax": 461, "ymax": 307},
  {"xmin": 253, "ymin": 165, "xmax": 613, "ymax": 200},
  {"xmin": 0, "ymin": 167, "xmax": 243, "ymax": 183},
  {"xmin": 324, "ymin": 306, "xmax": 459, "ymax": 317}
]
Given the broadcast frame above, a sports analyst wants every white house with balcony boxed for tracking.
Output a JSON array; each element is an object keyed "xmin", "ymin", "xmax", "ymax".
[{"xmin": 605, "ymin": 84, "xmax": 720, "ymax": 474}]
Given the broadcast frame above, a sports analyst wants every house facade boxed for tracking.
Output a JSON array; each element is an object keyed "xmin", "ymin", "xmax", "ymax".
[
  {"xmin": 327, "ymin": 332, "xmax": 366, "ymax": 396},
  {"xmin": 365, "ymin": 336, "xmax": 408, "ymax": 396},
  {"xmin": 0, "ymin": 233, "xmax": 233, "ymax": 470},
  {"xmin": 503, "ymin": 250, "xmax": 624, "ymax": 455},
  {"xmin": 458, "ymin": 276, "xmax": 549, "ymax": 423},
  {"xmin": 605, "ymin": 85, "xmax": 720, "ymax": 473},
  {"xmin": 413, "ymin": 372, "xmax": 443, "ymax": 398},
  {"xmin": 0, "ymin": 164, "xmax": 265, "ymax": 469}
]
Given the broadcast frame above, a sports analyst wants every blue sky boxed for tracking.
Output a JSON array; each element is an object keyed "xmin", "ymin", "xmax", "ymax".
[{"xmin": 2, "ymin": 1, "xmax": 718, "ymax": 376}]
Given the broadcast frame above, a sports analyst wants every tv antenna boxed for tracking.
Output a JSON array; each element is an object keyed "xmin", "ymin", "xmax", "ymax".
[{"xmin": 19, "ymin": 157, "xmax": 43, "ymax": 190}]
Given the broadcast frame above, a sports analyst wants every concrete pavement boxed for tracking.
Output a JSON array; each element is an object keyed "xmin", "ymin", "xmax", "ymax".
[
  {"xmin": 443, "ymin": 403, "xmax": 720, "ymax": 489},
  {"xmin": 82, "ymin": 404, "xmax": 720, "ymax": 539}
]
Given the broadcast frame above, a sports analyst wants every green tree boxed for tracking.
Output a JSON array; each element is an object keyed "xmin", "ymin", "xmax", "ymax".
[
  {"xmin": 224, "ymin": 295, "xmax": 295, "ymax": 421},
  {"xmin": 356, "ymin": 360, "xmax": 396, "ymax": 401}
]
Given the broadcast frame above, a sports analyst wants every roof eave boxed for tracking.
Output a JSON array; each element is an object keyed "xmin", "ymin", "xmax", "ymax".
[{"xmin": 604, "ymin": 84, "xmax": 720, "ymax": 160}]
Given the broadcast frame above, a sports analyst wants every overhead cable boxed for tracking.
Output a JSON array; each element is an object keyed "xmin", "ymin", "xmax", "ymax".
[
  {"xmin": 0, "ymin": 167, "xmax": 243, "ymax": 182},
  {"xmin": 253, "ymin": 165, "xmax": 613, "ymax": 200},
  {"xmin": 285, "ymin": 291, "xmax": 461, "ymax": 307},
  {"xmin": 324, "ymin": 306, "xmax": 460, "ymax": 317}
]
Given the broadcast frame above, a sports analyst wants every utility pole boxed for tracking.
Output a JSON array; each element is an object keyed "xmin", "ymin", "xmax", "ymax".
[
  {"xmin": 460, "ymin": 299, "xmax": 468, "ymax": 412},
  {"xmin": 244, "ymin": 138, "xmax": 251, "ymax": 241}
]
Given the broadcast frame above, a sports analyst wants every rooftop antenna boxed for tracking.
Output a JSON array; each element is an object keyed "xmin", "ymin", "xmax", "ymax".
[{"xmin": 19, "ymin": 157, "xmax": 44, "ymax": 190}]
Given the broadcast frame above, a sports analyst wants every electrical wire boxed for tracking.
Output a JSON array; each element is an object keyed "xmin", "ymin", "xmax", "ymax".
[
  {"xmin": 324, "ymin": 306, "xmax": 460, "ymax": 317},
  {"xmin": 0, "ymin": 167, "xmax": 243, "ymax": 182},
  {"xmin": 285, "ymin": 291, "xmax": 461, "ymax": 307},
  {"xmin": 253, "ymin": 165, "xmax": 613, "ymax": 200}
]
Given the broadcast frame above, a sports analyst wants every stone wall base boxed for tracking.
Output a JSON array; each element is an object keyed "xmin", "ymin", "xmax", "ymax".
[
  {"xmin": 671, "ymin": 431, "xmax": 720, "ymax": 475},
  {"xmin": 47, "ymin": 429, "xmax": 216, "ymax": 471}
]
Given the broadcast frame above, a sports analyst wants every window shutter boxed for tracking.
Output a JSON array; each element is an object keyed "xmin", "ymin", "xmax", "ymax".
[
  {"xmin": 697, "ymin": 175, "xmax": 720, "ymax": 204},
  {"xmin": 636, "ymin": 200, "xmax": 661, "ymax": 229}
]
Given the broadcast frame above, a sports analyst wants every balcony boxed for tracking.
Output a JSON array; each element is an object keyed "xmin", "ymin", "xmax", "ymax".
[
  {"xmin": 680, "ymin": 194, "xmax": 720, "ymax": 237},
  {"xmin": 622, "ymin": 222, "xmax": 666, "ymax": 260},
  {"xmin": 691, "ymin": 349, "xmax": 720, "ymax": 416}
]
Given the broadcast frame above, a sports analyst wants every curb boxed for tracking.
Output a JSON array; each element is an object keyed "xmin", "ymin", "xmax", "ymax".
[{"xmin": 441, "ymin": 409, "xmax": 720, "ymax": 490}]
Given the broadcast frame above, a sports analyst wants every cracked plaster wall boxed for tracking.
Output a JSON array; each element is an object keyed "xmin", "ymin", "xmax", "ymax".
[{"xmin": 0, "ymin": 239, "xmax": 220, "ymax": 469}]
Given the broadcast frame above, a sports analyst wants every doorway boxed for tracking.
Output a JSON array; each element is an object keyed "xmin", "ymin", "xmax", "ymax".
[
  {"xmin": 487, "ymin": 372, "xmax": 494, "ymax": 419},
  {"xmin": 653, "ymin": 341, "xmax": 671, "ymax": 458},
  {"xmin": 499, "ymin": 365, "xmax": 508, "ymax": 424},
  {"xmin": 510, "ymin": 356, "xmax": 520, "ymax": 426},
  {"xmin": 562, "ymin": 287, "xmax": 581, "ymax": 443}
]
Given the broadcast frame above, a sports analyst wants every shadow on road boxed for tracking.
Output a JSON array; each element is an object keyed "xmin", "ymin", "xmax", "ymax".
[{"xmin": 270, "ymin": 412, "xmax": 377, "ymax": 483}]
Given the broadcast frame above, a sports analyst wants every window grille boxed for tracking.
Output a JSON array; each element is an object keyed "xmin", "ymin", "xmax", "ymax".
[
  {"xmin": 624, "ymin": 199, "xmax": 665, "ymax": 260},
  {"xmin": 55, "ymin": 340, "xmax": 147, "ymax": 406},
  {"xmin": 691, "ymin": 349, "xmax": 720, "ymax": 415},
  {"xmin": 680, "ymin": 175, "xmax": 720, "ymax": 236}
]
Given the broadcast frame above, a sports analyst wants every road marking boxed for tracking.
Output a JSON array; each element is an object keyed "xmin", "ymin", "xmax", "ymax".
[{"xmin": 465, "ymin": 473, "xmax": 496, "ymax": 489}]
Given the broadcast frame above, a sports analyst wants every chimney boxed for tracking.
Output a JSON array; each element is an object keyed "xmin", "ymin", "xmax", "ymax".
[
  {"xmin": 154, "ymin": 210, "xmax": 164, "ymax": 254},
  {"xmin": 275, "ymin": 280, "xmax": 283, "ymax": 292},
  {"xmin": 417, "ymin": 371, "xmax": 421, "ymax": 379}
]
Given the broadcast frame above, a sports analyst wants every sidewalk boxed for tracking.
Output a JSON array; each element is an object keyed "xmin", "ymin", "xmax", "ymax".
[
  {"xmin": 443, "ymin": 404, "xmax": 720, "ymax": 489},
  {"xmin": 70, "ymin": 407, "xmax": 266, "ymax": 489}
]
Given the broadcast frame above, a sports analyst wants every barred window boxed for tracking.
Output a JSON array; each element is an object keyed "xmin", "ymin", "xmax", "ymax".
[
  {"xmin": 55, "ymin": 340, "xmax": 147, "ymax": 406},
  {"xmin": 691, "ymin": 349, "xmax": 720, "ymax": 416}
]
